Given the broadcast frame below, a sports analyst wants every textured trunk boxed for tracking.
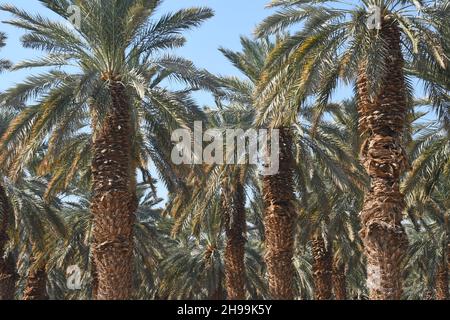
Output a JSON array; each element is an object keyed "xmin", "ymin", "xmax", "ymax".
[
  {"xmin": 263, "ymin": 127, "xmax": 296, "ymax": 300},
  {"xmin": 223, "ymin": 180, "xmax": 247, "ymax": 300},
  {"xmin": 357, "ymin": 16, "xmax": 409, "ymax": 300},
  {"xmin": 435, "ymin": 262, "xmax": 448, "ymax": 300},
  {"xmin": 312, "ymin": 234, "xmax": 333, "ymax": 300},
  {"xmin": 23, "ymin": 268, "xmax": 48, "ymax": 300},
  {"xmin": 435, "ymin": 239, "xmax": 448, "ymax": 300},
  {"xmin": 210, "ymin": 286, "xmax": 225, "ymax": 300},
  {"xmin": 91, "ymin": 80, "xmax": 136, "ymax": 300},
  {"xmin": 424, "ymin": 288, "xmax": 434, "ymax": 300},
  {"xmin": 0, "ymin": 184, "xmax": 16, "ymax": 300},
  {"xmin": 90, "ymin": 255, "xmax": 99, "ymax": 300},
  {"xmin": 332, "ymin": 257, "xmax": 347, "ymax": 300},
  {"xmin": 0, "ymin": 253, "xmax": 16, "ymax": 300},
  {"xmin": 210, "ymin": 268, "xmax": 225, "ymax": 300},
  {"xmin": 23, "ymin": 252, "xmax": 48, "ymax": 300}
]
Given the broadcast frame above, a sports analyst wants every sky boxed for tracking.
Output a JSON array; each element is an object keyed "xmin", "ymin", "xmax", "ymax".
[
  {"xmin": 0, "ymin": 0, "xmax": 430, "ymax": 204},
  {"xmin": 0, "ymin": 0, "xmax": 279, "ymax": 203},
  {"xmin": 0, "ymin": 0, "xmax": 274, "ymax": 98}
]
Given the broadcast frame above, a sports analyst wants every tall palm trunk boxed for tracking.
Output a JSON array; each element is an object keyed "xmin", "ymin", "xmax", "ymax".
[
  {"xmin": 312, "ymin": 234, "xmax": 332, "ymax": 300},
  {"xmin": 435, "ymin": 236, "xmax": 448, "ymax": 300},
  {"xmin": 23, "ymin": 250, "xmax": 48, "ymax": 300},
  {"xmin": 91, "ymin": 79, "xmax": 136, "ymax": 300},
  {"xmin": 223, "ymin": 180, "xmax": 247, "ymax": 300},
  {"xmin": 263, "ymin": 127, "xmax": 296, "ymax": 299},
  {"xmin": 332, "ymin": 256, "xmax": 347, "ymax": 300},
  {"xmin": 0, "ymin": 253, "xmax": 16, "ymax": 300},
  {"xmin": 357, "ymin": 16, "xmax": 409, "ymax": 300},
  {"xmin": 0, "ymin": 184, "xmax": 16, "ymax": 299},
  {"xmin": 435, "ymin": 259, "xmax": 448, "ymax": 300},
  {"xmin": 210, "ymin": 274, "xmax": 225, "ymax": 300},
  {"xmin": 90, "ymin": 255, "xmax": 99, "ymax": 300}
]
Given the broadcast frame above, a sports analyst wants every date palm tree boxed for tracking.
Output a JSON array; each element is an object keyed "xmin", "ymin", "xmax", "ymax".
[
  {"xmin": 166, "ymin": 37, "xmax": 276, "ymax": 299},
  {"xmin": 407, "ymin": 0, "xmax": 450, "ymax": 129},
  {"xmin": 158, "ymin": 206, "xmax": 267, "ymax": 300},
  {"xmin": 0, "ymin": 32, "xmax": 13, "ymax": 300},
  {"xmin": 292, "ymin": 99, "xmax": 367, "ymax": 299},
  {"xmin": 1, "ymin": 112, "xmax": 61, "ymax": 301},
  {"xmin": 221, "ymin": 37, "xmax": 363, "ymax": 299},
  {"xmin": 231, "ymin": 35, "xmax": 298, "ymax": 300},
  {"xmin": 1, "ymin": 176, "xmax": 66, "ymax": 300},
  {"xmin": 404, "ymin": 172, "xmax": 449, "ymax": 300},
  {"xmin": 218, "ymin": 38, "xmax": 273, "ymax": 299},
  {"xmin": 165, "ymin": 145, "xmax": 253, "ymax": 300},
  {"xmin": 322, "ymin": 99, "xmax": 368, "ymax": 300},
  {"xmin": 0, "ymin": 115, "xmax": 16, "ymax": 300},
  {"xmin": 256, "ymin": 0, "xmax": 447, "ymax": 299},
  {"xmin": 45, "ymin": 184, "xmax": 171, "ymax": 300},
  {"xmin": 403, "ymin": 117, "xmax": 449, "ymax": 299},
  {"xmin": 0, "ymin": 0, "xmax": 214, "ymax": 299},
  {"xmin": 1, "ymin": 63, "xmax": 214, "ymax": 298}
]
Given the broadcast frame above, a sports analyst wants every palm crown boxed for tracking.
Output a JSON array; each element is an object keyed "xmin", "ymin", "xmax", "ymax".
[{"xmin": 255, "ymin": 0, "xmax": 447, "ymax": 124}]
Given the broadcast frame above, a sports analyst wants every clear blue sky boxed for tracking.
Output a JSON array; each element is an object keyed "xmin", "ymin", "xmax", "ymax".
[
  {"xmin": 0, "ymin": 0, "xmax": 429, "ymax": 204},
  {"xmin": 0, "ymin": 0, "xmax": 425, "ymax": 103},
  {"xmin": 0, "ymin": 0, "xmax": 279, "ymax": 203},
  {"xmin": 0, "ymin": 0, "xmax": 274, "ymax": 99}
]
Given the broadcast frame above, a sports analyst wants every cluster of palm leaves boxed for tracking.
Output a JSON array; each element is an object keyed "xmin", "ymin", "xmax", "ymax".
[{"xmin": 0, "ymin": 0, "xmax": 448, "ymax": 300}]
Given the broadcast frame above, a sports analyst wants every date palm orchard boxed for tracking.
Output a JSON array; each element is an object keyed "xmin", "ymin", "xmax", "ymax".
[{"xmin": 0, "ymin": 0, "xmax": 448, "ymax": 300}]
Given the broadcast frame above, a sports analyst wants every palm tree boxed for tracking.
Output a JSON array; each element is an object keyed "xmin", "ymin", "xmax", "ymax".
[
  {"xmin": 43, "ymin": 184, "xmax": 170, "ymax": 300},
  {"xmin": 158, "ymin": 205, "xmax": 267, "ymax": 300},
  {"xmin": 404, "ymin": 189, "xmax": 449, "ymax": 300},
  {"xmin": 221, "ymin": 174, "xmax": 247, "ymax": 300},
  {"xmin": 0, "ymin": 32, "xmax": 14, "ymax": 300},
  {"xmin": 1, "ymin": 113, "xmax": 60, "ymax": 301},
  {"xmin": 291, "ymin": 99, "xmax": 367, "ymax": 300},
  {"xmin": 0, "ymin": 176, "xmax": 65, "ymax": 300},
  {"xmin": 0, "ymin": 32, "xmax": 10, "ymax": 72},
  {"xmin": 224, "ymin": 37, "xmax": 363, "ymax": 299},
  {"xmin": 256, "ymin": 0, "xmax": 447, "ymax": 299},
  {"xmin": 403, "ymin": 116, "xmax": 449, "ymax": 299},
  {"xmin": 165, "ymin": 160, "xmax": 253, "ymax": 300},
  {"xmin": 217, "ymin": 40, "xmax": 273, "ymax": 300},
  {"xmin": 324, "ymin": 99, "xmax": 368, "ymax": 300},
  {"xmin": 407, "ymin": 0, "xmax": 450, "ymax": 129},
  {"xmin": 166, "ymin": 162, "xmax": 254, "ymax": 300},
  {"xmin": 0, "ymin": 0, "xmax": 213, "ymax": 299},
  {"xmin": 0, "ymin": 171, "xmax": 15, "ymax": 300},
  {"xmin": 220, "ymin": 37, "xmax": 299, "ymax": 299},
  {"xmin": 166, "ymin": 38, "xmax": 275, "ymax": 299},
  {"xmin": 222, "ymin": 35, "xmax": 298, "ymax": 300}
]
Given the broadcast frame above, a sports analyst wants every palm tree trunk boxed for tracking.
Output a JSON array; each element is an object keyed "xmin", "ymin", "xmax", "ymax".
[
  {"xmin": 435, "ymin": 261, "xmax": 448, "ymax": 300},
  {"xmin": 223, "ymin": 180, "xmax": 247, "ymax": 300},
  {"xmin": 0, "ymin": 183, "xmax": 16, "ymax": 300},
  {"xmin": 332, "ymin": 256, "xmax": 347, "ymax": 300},
  {"xmin": 91, "ymin": 80, "xmax": 136, "ymax": 300},
  {"xmin": 263, "ymin": 127, "xmax": 296, "ymax": 300},
  {"xmin": 210, "ymin": 268, "xmax": 225, "ymax": 300},
  {"xmin": 0, "ymin": 253, "xmax": 16, "ymax": 300},
  {"xmin": 23, "ymin": 267, "xmax": 48, "ymax": 300},
  {"xmin": 90, "ymin": 254, "xmax": 99, "ymax": 300},
  {"xmin": 312, "ymin": 234, "xmax": 332, "ymax": 300},
  {"xmin": 424, "ymin": 287, "xmax": 434, "ymax": 300},
  {"xmin": 357, "ymin": 16, "xmax": 409, "ymax": 300},
  {"xmin": 23, "ymin": 251, "xmax": 48, "ymax": 300},
  {"xmin": 435, "ymin": 237, "xmax": 449, "ymax": 300}
]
